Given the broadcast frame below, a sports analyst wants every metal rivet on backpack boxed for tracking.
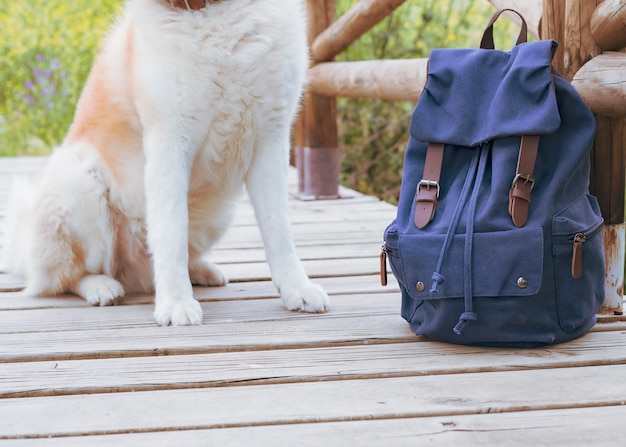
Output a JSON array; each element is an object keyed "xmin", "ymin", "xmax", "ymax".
[
  {"xmin": 517, "ymin": 277, "xmax": 528, "ymax": 289},
  {"xmin": 416, "ymin": 281, "xmax": 425, "ymax": 292}
]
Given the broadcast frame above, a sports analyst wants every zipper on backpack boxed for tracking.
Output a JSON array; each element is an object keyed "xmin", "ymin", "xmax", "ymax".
[
  {"xmin": 571, "ymin": 233, "xmax": 585, "ymax": 279},
  {"xmin": 380, "ymin": 243, "xmax": 389, "ymax": 286},
  {"xmin": 569, "ymin": 222, "xmax": 602, "ymax": 279}
]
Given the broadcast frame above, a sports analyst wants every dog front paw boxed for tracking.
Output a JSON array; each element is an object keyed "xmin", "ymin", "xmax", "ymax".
[
  {"xmin": 72, "ymin": 275, "xmax": 125, "ymax": 307},
  {"xmin": 281, "ymin": 282, "xmax": 329, "ymax": 313},
  {"xmin": 154, "ymin": 297, "xmax": 203, "ymax": 326}
]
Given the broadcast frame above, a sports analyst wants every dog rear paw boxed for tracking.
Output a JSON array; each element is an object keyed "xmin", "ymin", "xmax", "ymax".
[
  {"xmin": 72, "ymin": 275, "xmax": 125, "ymax": 306},
  {"xmin": 154, "ymin": 297, "xmax": 203, "ymax": 326},
  {"xmin": 189, "ymin": 259, "xmax": 228, "ymax": 287},
  {"xmin": 281, "ymin": 282, "xmax": 329, "ymax": 313}
]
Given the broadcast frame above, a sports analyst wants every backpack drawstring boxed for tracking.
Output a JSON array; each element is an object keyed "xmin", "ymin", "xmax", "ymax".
[
  {"xmin": 430, "ymin": 148, "xmax": 481, "ymax": 293},
  {"xmin": 428, "ymin": 143, "xmax": 491, "ymax": 336},
  {"xmin": 453, "ymin": 143, "xmax": 491, "ymax": 335}
]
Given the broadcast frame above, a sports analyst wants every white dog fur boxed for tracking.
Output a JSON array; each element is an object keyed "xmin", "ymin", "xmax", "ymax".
[{"xmin": 0, "ymin": 0, "xmax": 329, "ymax": 325}]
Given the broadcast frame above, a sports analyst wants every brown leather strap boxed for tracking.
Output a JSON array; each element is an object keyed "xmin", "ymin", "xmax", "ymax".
[
  {"xmin": 380, "ymin": 249, "xmax": 388, "ymax": 286},
  {"xmin": 414, "ymin": 143, "xmax": 444, "ymax": 229},
  {"xmin": 509, "ymin": 135, "xmax": 540, "ymax": 227},
  {"xmin": 480, "ymin": 9, "xmax": 528, "ymax": 50},
  {"xmin": 572, "ymin": 237, "xmax": 584, "ymax": 279},
  {"xmin": 169, "ymin": 0, "xmax": 209, "ymax": 10}
]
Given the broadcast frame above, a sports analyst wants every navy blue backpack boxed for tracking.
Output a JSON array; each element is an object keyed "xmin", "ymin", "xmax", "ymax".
[{"xmin": 381, "ymin": 10, "xmax": 605, "ymax": 347}]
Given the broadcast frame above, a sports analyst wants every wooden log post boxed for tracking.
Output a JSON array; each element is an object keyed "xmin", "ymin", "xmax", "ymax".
[
  {"xmin": 540, "ymin": 0, "xmax": 566, "ymax": 73},
  {"xmin": 296, "ymin": 0, "xmax": 340, "ymax": 199},
  {"xmin": 544, "ymin": 0, "xmax": 625, "ymax": 314}
]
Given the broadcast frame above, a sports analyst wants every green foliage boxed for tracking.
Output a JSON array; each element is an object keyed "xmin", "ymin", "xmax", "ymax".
[
  {"xmin": 0, "ymin": 0, "xmax": 123, "ymax": 155},
  {"xmin": 336, "ymin": 0, "xmax": 520, "ymax": 203}
]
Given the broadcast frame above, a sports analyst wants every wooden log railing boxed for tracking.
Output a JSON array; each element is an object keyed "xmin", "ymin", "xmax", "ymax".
[
  {"xmin": 311, "ymin": 0, "xmax": 407, "ymax": 63},
  {"xmin": 298, "ymin": 0, "xmax": 624, "ymax": 313}
]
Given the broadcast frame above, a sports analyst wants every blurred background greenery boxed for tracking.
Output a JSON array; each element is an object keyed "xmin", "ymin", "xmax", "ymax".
[
  {"xmin": 0, "ymin": 0, "xmax": 517, "ymax": 202},
  {"xmin": 0, "ymin": 0, "xmax": 124, "ymax": 155}
]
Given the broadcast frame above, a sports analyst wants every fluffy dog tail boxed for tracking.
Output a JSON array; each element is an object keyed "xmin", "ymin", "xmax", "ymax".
[{"xmin": 0, "ymin": 176, "xmax": 36, "ymax": 277}]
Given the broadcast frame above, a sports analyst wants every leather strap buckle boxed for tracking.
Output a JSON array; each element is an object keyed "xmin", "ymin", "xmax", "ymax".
[
  {"xmin": 417, "ymin": 180, "xmax": 441, "ymax": 199},
  {"xmin": 414, "ymin": 143, "xmax": 445, "ymax": 229},
  {"xmin": 511, "ymin": 173, "xmax": 535, "ymax": 191}
]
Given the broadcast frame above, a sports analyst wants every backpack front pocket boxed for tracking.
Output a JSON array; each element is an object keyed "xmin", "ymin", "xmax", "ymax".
[{"xmin": 397, "ymin": 227, "xmax": 544, "ymax": 302}]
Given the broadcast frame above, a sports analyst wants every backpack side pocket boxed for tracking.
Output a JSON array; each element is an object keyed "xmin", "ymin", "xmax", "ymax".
[{"xmin": 552, "ymin": 194, "xmax": 605, "ymax": 333}]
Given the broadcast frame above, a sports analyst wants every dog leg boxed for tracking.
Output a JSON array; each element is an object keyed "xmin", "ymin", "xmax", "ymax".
[
  {"xmin": 246, "ymin": 137, "xmax": 329, "ymax": 313},
  {"xmin": 143, "ymin": 132, "xmax": 203, "ymax": 326},
  {"xmin": 71, "ymin": 274, "xmax": 125, "ymax": 306}
]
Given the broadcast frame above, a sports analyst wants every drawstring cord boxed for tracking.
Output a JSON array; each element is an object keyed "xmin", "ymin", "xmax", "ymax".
[
  {"xmin": 430, "ymin": 149, "xmax": 481, "ymax": 293},
  {"xmin": 427, "ymin": 143, "xmax": 491, "ymax": 336},
  {"xmin": 453, "ymin": 143, "xmax": 491, "ymax": 335}
]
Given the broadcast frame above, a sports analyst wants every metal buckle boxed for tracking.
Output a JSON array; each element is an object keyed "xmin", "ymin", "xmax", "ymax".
[
  {"xmin": 417, "ymin": 180, "xmax": 440, "ymax": 198},
  {"xmin": 511, "ymin": 173, "xmax": 535, "ymax": 191}
]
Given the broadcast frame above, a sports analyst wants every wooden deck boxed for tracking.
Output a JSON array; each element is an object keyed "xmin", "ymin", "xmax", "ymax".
[{"xmin": 1, "ymin": 156, "xmax": 625, "ymax": 446}]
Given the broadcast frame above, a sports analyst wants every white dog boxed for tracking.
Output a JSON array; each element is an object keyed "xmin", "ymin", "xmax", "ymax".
[{"xmin": 0, "ymin": 0, "xmax": 329, "ymax": 325}]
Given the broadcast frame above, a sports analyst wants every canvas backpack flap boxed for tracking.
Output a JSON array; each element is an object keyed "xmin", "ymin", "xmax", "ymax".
[
  {"xmin": 411, "ymin": 39, "xmax": 561, "ymax": 147},
  {"xmin": 384, "ymin": 29, "xmax": 604, "ymax": 346}
]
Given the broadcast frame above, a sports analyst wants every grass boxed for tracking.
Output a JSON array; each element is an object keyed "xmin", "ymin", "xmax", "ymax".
[{"xmin": 0, "ymin": 0, "xmax": 123, "ymax": 156}]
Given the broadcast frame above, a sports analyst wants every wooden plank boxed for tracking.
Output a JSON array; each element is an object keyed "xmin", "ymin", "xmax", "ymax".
[
  {"xmin": 216, "ymin": 219, "xmax": 391, "ymax": 242},
  {"xmin": 0, "ymin": 274, "xmax": 23, "ymax": 292},
  {"xmin": 0, "ymin": 293, "xmax": 399, "ymax": 335},
  {"xmin": 216, "ymin": 257, "xmax": 382, "ymax": 281},
  {"xmin": 0, "ymin": 255, "xmax": 385, "ymax": 289},
  {"xmin": 0, "ymin": 275, "xmax": 399, "ymax": 310},
  {"xmin": 2, "ymin": 330, "xmax": 626, "ymax": 398},
  {"xmin": 0, "ymin": 156, "xmax": 48, "ymax": 173},
  {"xmin": 0, "ymin": 307, "xmax": 413, "ymax": 363},
  {"xmin": 225, "ymin": 197, "xmax": 396, "ymax": 219},
  {"xmin": 215, "ymin": 241, "xmax": 387, "ymax": 263},
  {"xmin": 214, "ymin": 228, "xmax": 387, "ymax": 250},
  {"xmin": 4, "ymin": 405, "xmax": 625, "ymax": 446},
  {"xmin": 1, "ymin": 364, "xmax": 625, "ymax": 438}
]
